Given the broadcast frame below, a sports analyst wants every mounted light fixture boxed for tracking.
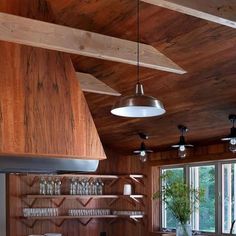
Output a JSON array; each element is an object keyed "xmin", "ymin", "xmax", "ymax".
[
  {"xmin": 171, "ymin": 125, "xmax": 193, "ymax": 159},
  {"xmin": 221, "ymin": 114, "xmax": 236, "ymax": 153},
  {"xmin": 133, "ymin": 133, "xmax": 153, "ymax": 162},
  {"xmin": 110, "ymin": 0, "xmax": 165, "ymax": 118}
]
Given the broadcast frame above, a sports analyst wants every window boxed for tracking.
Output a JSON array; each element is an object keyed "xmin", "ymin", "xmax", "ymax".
[
  {"xmin": 222, "ymin": 163, "xmax": 236, "ymax": 234},
  {"xmin": 161, "ymin": 167, "xmax": 184, "ymax": 229},
  {"xmin": 190, "ymin": 165, "xmax": 215, "ymax": 232},
  {"xmin": 160, "ymin": 162, "xmax": 236, "ymax": 235}
]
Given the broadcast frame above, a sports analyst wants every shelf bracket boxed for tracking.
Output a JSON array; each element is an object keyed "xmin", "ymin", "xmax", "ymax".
[
  {"xmin": 108, "ymin": 218, "xmax": 118, "ymax": 225},
  {"xmin": 108, "ymin": 217, "xmax": 142, "ymax": 225},
  {"xmin": 76, "ymin": 197, "xmax": 93, "ymax": 207},
  {"xmin": 22, "ymin": 198, "xmax": 38, "ymax": 208},
  {"xmin": 21, "ymin": 176, "xmax": 39, "ymax": 188},
  {"xmin": 130, "ymin": 196, "xmax": 145, "ymax": 207},
  {"xmin": 125, "ymin": 197, "xmax": 136, "ymax": 207},
  {"xmin": 108, "ymin": 179, "xmax": 119, "ymax": 187},
  {"xmin": 49, "ymin": 219, "xmax": 65, "ymax": 227},
  {"xmin": 129, "ymin": 176, "xmax": 144, "ymax": 186},
  {"xmin": 21, "ymin": 219, "xmax": 38, "ymax": 228},
  {"xmin": 128, "ymin": 218, "xmax": 138, "ymax": 225},
  {"xmin": 132, "ymin": 216, "xmax": 145, "ymax": 225},
  {"xmin": 77, "ymin": 218, "xmax": 93, "ymax": 226},
  {"xmin": 50, "ymin": 197, "xmax": 66, "ymax": 207},
  {"xmin": 107, "ymin": 198, "xmax": 119, "ymax": 206}
]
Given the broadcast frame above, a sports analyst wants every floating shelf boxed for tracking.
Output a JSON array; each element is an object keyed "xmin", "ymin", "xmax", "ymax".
[
  {"xmin": 22, "ymin": 194, "xmax": 145, "ymax": 207},
  {"xmin": 23, "ymin": 194, "xmax": 145, "ymax": 199},
  {"xmin": 20, "ymin": 215, "xmax": 145, "ymax": 227},
  {"xmin": 20, "ymin": 173, "xmax": 146, "ymax": 229},
  {"xmin": 23, "ymin": 174, "xmax": 145, "ymax": 187},
  {"xmin": 21, "ymin": 215, "xmax": 144, "ymax": 219}
]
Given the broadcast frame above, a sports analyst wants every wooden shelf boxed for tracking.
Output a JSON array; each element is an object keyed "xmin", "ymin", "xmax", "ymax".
[
  {"xmin": 20, "ymin": 173, "xmax": 146, "ymax": 229},
  {"xmin": 23, "ymin": 174, "xmax": 145, "ymax": 187},
  {"xmin": 22, "ymin": 194, "xmax": 145, "ymax": 207},
  {"xmin": 23, "ymin": 174, "xmax": 144, "ymax": 179},
  {"xmin": 23, "ymin": 194, "xmax": 144, "ymax": 199},
  {"xmin": 21, "ymin": 215, "xmax": 144, "ymax": 220},
  {"xmin": 20, "ymin": 215, "xmax": 145, "ymax": 227}
]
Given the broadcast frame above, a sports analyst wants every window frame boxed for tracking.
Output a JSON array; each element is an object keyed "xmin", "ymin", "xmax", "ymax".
[
  {"xmin": 160, "ymin": 166, "xmax": 185, "ymax": 229},
  {"xmin": 159, "ymin": 160, "xmax": 236, "ymax": 235}
]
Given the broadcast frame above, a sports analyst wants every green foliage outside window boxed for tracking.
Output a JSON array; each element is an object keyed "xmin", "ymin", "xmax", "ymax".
[{"xmin": 154, "ymin": 172, "xmax": 205, "ymax": 225}]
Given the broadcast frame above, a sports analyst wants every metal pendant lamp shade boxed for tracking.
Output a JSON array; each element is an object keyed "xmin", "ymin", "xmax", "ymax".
[
  {"xmin": 111, "ymin": 83, "xmax": 166, "ymax": 118},
  {"xmin": 110, "ymin": 0, "xmax": 166, "ymax": 118},
  {"xmin": 221, "ymin": 114, "xmax": 236, "ymax": 153}
]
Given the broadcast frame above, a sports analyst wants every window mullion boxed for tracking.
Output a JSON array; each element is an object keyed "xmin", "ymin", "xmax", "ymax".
[
  {"xmin": 185, "ymin": 164, "xmax": 189, "ymax": 186},
  {"xmin": 216, "ymin": 162, "xmax": 222, "ymax": 235}
]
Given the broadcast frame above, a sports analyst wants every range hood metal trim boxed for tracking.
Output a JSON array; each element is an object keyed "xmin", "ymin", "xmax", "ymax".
[{"xmin": 0, "ymin": 156, "xmax": 99, "ymax": 173}]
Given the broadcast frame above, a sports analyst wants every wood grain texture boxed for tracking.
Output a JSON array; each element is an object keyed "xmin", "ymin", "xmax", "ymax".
[
  {"xmin": 0, "ymin": 12, "xmax": 185, "ymax": 74},
  {"xmin": 4, "ymin": 0, "xmax": 234, "ymax": 153},
  {"xmin": 7, "ymin": 148, "xmax": 149, "ymax": 236},
  {"xmin": 150, "ymin": 143, "xmax": 233, "ymax": 166},
  {"xmin": 46, "ymin": 0, "xmax": 236, "ymax": 153},
  {"xmin": 0, "ymin": 42, "xmax": 106, "ymax": 160},
  {"xmin": 141, "ymin": 0, "xmax": 236, "ymax": 28},
  {"xmin": 77, "ymin": 72, "xmax": 121, "ymax": 96},
  {"xmin": 0, "ymin": 0, "xmax": 106, "ymax": 160},
  {"xmin": 7, "ymin": 144, "xmax": 233, "ymax": 236}
]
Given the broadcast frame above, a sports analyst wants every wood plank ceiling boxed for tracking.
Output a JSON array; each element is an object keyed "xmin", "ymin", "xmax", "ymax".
[{"xmin": 47, "ymin": 0, "xmax": 236, "ymax": 153}]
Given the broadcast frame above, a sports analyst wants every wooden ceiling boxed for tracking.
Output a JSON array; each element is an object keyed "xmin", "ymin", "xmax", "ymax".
[{"xmin": 47, "ymin": 0, "xmax": 236, "ymax": 153}]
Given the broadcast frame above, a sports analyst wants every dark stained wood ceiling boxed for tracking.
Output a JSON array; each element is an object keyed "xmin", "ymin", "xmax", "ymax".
[{"xmin": 47, "ymin": 0, "xmax": 236, "ymax": 153}]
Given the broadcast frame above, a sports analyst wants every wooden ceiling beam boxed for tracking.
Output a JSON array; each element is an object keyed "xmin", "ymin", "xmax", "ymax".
[
  {"xmin": 76, "ymin": 72, "xmax": 121, "ymax": 96},
  {"xmin": 0, "ymin": 12, "xmax": 186, "ymax": 74},
  {"xmin": 141, "ymin": 0, "xmax": 236, "ymax": 28}
]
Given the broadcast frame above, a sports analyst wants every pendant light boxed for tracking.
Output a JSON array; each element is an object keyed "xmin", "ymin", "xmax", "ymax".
[
  {"xmin": 110, "ymin": 0, "xmax": 166, "ymax": 118},
  {"xmin": 133, "ymin": 142, "xmax": 153, "ymax": 162},
  {"xmin": 133, "ymin": 133, "xmax": 153, "ymax": 162},
  {"xmin": 221, "ymin": 114, "xmax": 236, "ymax": 153},
  {"xmin": 171, "ymin": 125, "xmax": 193, "ymax": 159}
]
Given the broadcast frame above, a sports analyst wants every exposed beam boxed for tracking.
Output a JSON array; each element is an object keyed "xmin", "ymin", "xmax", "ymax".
[
  {"xmin": 76, "ymin": 72, "xmax": 121, "ymax": 96},
  {"xmin": 0, "ymin": 12, "xmax": 186, "ymax": 74},
  {"xmin": 141, "ymin": 0, "xmax": 236, "ymax": 28}
]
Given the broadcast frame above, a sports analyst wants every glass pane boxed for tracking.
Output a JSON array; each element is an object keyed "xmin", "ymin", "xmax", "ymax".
[
  {"xmin": 161, "ymin": 167, "xmax": 184, "ymax": 229},
  {"xmin": 222, "ymin": 163, "xmax": 236, "ymax": 234},
  {"xmin": 190, "ymin": 165, "xmax": 215, "ymax": 232}
]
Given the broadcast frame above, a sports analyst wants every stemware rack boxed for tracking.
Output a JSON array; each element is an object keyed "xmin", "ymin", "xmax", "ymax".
[{"xmin": 19, "ymin": 173, "xmax": 146, "ymax": 228}]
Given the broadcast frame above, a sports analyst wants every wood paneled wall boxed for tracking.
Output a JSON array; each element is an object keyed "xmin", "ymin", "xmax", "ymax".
[
  {"xmin": 0, "ymin": 0, "xmax": 105, "ymax": 160},
  {"xmin": 7, "ymin": 148, "xmax": 149, "ymax": 236},
  {"xmin": 150, "ymin": 143, "xmax": 235, "ymax": 166},
  {"xmin": 7, "ymin": 143, "xmax": 234, "ymax": 235}
]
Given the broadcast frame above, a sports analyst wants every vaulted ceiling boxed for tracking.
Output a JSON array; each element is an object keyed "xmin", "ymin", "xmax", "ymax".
[{"xmin": 48, "ymin": 0, "xmax": 236, "ymax": 153}]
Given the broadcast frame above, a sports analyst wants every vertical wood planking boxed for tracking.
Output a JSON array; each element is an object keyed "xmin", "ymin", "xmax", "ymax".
[
  {"xmin": 7, "ymin": 149, "xmax": 149, "ymax": 236},
  {"xmin": 0, "ymin": 0, "xmax": 106, "ymax": 160}
]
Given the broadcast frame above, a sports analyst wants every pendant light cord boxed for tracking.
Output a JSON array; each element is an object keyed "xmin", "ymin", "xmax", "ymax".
[{"xmin": 137, "ymin": 0, "xmax": 140, "ymax": 84}]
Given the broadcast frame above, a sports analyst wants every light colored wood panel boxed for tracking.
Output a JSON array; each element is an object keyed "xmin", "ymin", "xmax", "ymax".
[
  {"xmin": 141, "ymin": 0, "xmax": 236, "ymax": 28},
  {"xmin": 151, "ymin": 166, "xmax": 160, "ymax": 232},
  {"xmin": 76, "ymin": 72, "xmax": 121, "ymax": 96},
  {"xmin": 0, "ymin": 12, "xmax": 186, "ymax": 74}
]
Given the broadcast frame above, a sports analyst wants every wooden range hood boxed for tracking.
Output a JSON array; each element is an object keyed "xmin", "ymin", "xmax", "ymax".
[{"xmin": 0, "ymin": 0, "xmax": 106, "ymax": 161}]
